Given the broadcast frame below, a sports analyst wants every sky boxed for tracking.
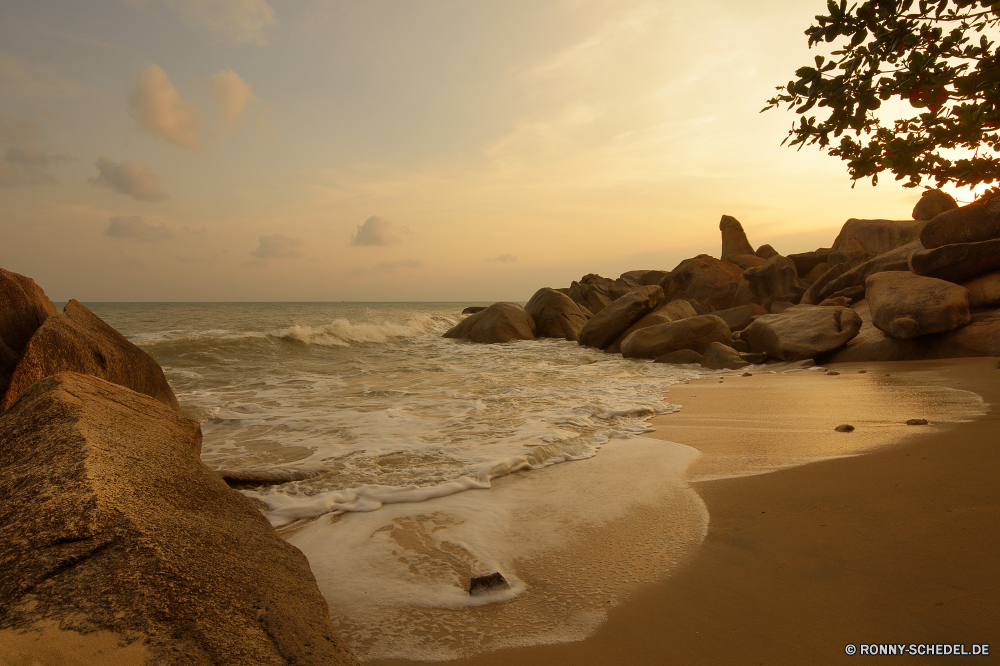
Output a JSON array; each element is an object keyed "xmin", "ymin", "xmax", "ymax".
[{"xmin": 0, "ymin": 0, "xmax": 977, "ymax": 302}]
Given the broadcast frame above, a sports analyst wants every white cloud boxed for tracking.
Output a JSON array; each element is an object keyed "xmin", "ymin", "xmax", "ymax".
[
  {"xmin": 89, "ymin": 158, "xmax": 168, "ymax": 201},
  {"xmin": 162, "ymin": 0, "xmax": 275, "ymax": 45},
  {"xmin": 350, "ymin": 215, "xmax": 409, "ymax": 246},
  {"xmin": 210, "ymin": 69, "xmax": 255, "ymax": 123},
  {"xmin": 492, "ymin": 254, "xmax": 518, "ymax": 263},
  {"xmin": 250, "ymin": 234, "xmax": 302, "ymax": 259},
  {"xmin": 105, "ymin": 215, "xmax": 174, "ymax": 242},
  {"xmin": 128, "ymin": 64, "xmax": 204, "ymax": 149}
]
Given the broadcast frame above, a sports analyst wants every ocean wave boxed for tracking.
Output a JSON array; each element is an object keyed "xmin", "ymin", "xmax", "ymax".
[{"xmin": 271, "ymin": 314, "xmax": 454, "ymax": 347}]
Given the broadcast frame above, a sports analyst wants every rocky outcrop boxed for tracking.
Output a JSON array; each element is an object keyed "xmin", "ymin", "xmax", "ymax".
[
  {"xmin": 568, "ymin": 274, "xmax": 638, "ymax": 315},
  {"xmin": 827, "ymin": 238, "xmax": 867, "ymax": 269},
  {"xmin": 0, "ymin": 372, "xmax": 359, "ymax": 666},
  {"xmin": 918, "ymin": 198, "xmax": 1000, "ymax": 248},
  {"xmin": 832, "ymin": 218, "xmax": 926, "ymax": 258},
  {"xmin": 962, "ymin": 272, "xmax": 1000, "ymax": 308},
  {"xmin": 865, "ymin": 272, "xmax": 970, "ymax": 339},
  {"xmin": 524, "ymin": 288, "xmax": 591, "ymax": 341},
  {"xmin": 826, "ymin": 301, "xmax": 1000, "ymax": 362},
  {"xmin": 0, "ymin": 269, "xmax": 58, "ymax": 398},
  {"xmin": 739, "ymin": 254, "xmax": 808, "ymax": 306},
  {"xmin": 787, "ymin": 248, "xmax": 834, "ymax": 279},
  {"xmin": 578, "ymin": 286, "xmax": 663, "ymax": 350},
  {"xmin": 802, "ymin": 239, "xmax": 924, "ymax": 305},
  {"xmin": 711, "ymin": 303, "xmax": 768, "ymax": 332},
  {"xmin": 912, "ymin": 188, "xmax": 958, "ymax": 221},
  {"xmin": 605, "ymin": 299, "xmax": 696, "ymax": 354},
  {"xmin": 755, "ymin": 244, "xmax": 780, "ymax": 259},
  {"xmin": 908, "ymin": 238, "xmax": 1000, "ymax": 284},
  {"xmin": 664, "ymin": 255, "xmax": 743, "ymax": 311},
  {"xmin": 744, "ymin": 305, "xmax": 862, "ymax": 361},
  {"xmin": 720, "ymin": 215, "xmax": 755, "ymax": 259},
  {"xmin": 443, "ymin": 302, "xmax": 536, "ymax": 343},
  {"xmin": 700, "ymin": 342, "xmax": 751, "ymax": 370},
  {"xmin": 2, "ymin": 300, "xmax": 179, "ymax": 411},
  {"xmin": 620, "ymin": 314, "xmax": 731, "ymax": 360}
]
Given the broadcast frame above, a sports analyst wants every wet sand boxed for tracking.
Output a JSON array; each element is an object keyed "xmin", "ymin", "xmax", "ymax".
[{"xmin": 373, "ymin": 357, "xmax": 1000, "ymax": 665}]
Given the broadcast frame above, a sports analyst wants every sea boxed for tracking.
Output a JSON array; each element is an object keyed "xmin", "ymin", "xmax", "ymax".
[{"xmin": 85, "ymin": 301, "xmax": 713, "ymax": 661}]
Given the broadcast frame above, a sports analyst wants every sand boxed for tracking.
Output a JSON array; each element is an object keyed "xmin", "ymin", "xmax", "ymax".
[{"xmin": 372, "ymin": 357, "xmax": 1000, "ymax": 665}]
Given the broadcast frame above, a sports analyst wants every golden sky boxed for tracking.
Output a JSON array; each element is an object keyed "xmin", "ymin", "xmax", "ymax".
[{"xmin": 0, "ymin": 0, "xmax": 963, "ymax": 301}]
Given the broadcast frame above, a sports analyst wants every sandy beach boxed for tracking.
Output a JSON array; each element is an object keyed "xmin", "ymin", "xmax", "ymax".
[{"xmin": 373, "ymin": 357, "xmax": 1000, "ymax": 666}]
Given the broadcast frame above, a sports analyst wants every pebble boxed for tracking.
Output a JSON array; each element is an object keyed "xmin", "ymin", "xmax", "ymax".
[
  {"xmin": 742, "ymin": 372, "xmax": 752, "ymax": 377},
  {"xmin": 858, "ymin": 370, "xmax": 867, "ymax": 374},
  {"xmin": 834, "ymin": 424, "xmax": 855, "ymax": 432},
  {"xmin": 906, "ymin": 418, "xmax": 929, "ymax": 426}
]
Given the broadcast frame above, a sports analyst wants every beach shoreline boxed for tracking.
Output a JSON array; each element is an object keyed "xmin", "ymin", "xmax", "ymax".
[{"xmin": 371, "ymin": 357, "xmax": 1000, "ymax": 665}]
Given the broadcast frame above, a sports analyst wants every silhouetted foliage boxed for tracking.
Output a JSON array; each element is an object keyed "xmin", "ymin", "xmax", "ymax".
[{"xmin": 764, "ymin": 0, "xmax": 1000, "ymax": 192}]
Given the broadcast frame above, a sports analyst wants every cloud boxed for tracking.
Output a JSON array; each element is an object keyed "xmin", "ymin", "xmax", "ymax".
[
  {"xmin": 0, "ymin": 51, "xmax": 80, "ymax": 98},
  {"xmin": 210, "ymin": 69, "xmax": 255, "ymax": 123},
  {"xmin": 162, "ymin": 0, "xmax": 275, "ymax": 45},
  {"xmin": 492, "ymin": 254, "xmax": 518, "ymax": 263},
  {"xmin": 89, "ymin": 158, "xmax": 168, "ymax": 201},
  {"xmin": 373, "ymin": 259, "xmax": 423, "ymax": 273},
  {"xmin": 350, "ymin": 215, "xmax": 409, "ymax": 246},
  {"xmin": 105, "ymin": 215, "xmax": 174, "ymax": 242},
  {"xmin": 128, "ymin": 64, "xmax": 204, "ymax": 149},
  {"xmin": 250, "ymin": 234, "xmax": 302, "ymax": 259}
]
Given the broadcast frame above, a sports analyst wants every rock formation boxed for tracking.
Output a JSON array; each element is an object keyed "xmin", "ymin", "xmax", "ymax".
[
  {"xmin": 865, "ymin": 271, "xmax": 971, "ymax": 339},
  {"xmin": 443, "ymin": 302, "xmax": 536, "ymax": 343},
  {"xmin": 912, "ymin": 188, "xmax": 958, "ymax": 221},
  {"xmin": 0, "ymin": 269, "xmax": 58, "ymax": 399},
  {"xmin": 700, "ymin": 341, "xmax": 751, "ymax": 370},
  {"xmin": 831, "ymin": 218, "xmax": 927, "ymax": 259},
  {"xmin": 908, "ymin": 238, "xmax": 1000, "ymax": 284},
  {"xmin": 744, "ymin": 305, "xmax": 862, "ymax": 361},
  {"xmin": 918, "ymin": 198, "xmax": 1000, "ymax": 248},
  {"xmin": 620, "ymin": 314, "xmax": 732, "ymax": 360},
  {"xmin": 663, "ymin": 255, "xmax": 743, "ymax": 311},
  {"xmin": 578, "ymin": 285, "xmax": 663, "ymax": 350},
  {"xmin": 525, "ymin": 288, "xmax": 591, "ymax": 341},
  {"xmin": 605, "ymin": 299, "xmax": 697, "ymax": 354}
]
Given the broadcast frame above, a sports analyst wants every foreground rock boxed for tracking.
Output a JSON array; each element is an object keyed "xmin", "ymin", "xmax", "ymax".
[
  {"xmin": 908, "ymin": 238, "xmax": 1000, "ymax": 284},
  {"xmin": 620, "ymin": 314, "xmax": 731, "ymax": 359},
  {"xmin": 524, "ymin": 288, "xmax": 591, "ymax": 341},
  {"xmin": 443, "ymin": 302, "xmax": 536, "ymax": 343},
  {"xmin": 963, "ymin": 271, "xmax": 1000, "ymax": 308},
  {"xmin": 700, "ymin": 342, "xmax": 751, "ymax": 370},
  {"xmin": 578, "ymin": 285, "xmax": 663, "ymax": 350},
  {"xmin": 865, "ymin": 272, "xmax": 970, "ymax": 339},
  {"xmin": 0, "ymin": 372, "xmax": 359, "ymax": 666},
  {"xmin": 605, "ymin": 299, "xmax": 697, "ymax": 354},
  {"xmin": 918, "ymin": 198, "xmax": 1000, "ymax": 248},
  {"xmin": 0, "ymin": 268, "xmax": 58, "ymax": 398},
  {"xmin": 664, "ymin": 255, "xmax": 743, "ymax": 311},
  {"xmin": 2, "ymin": 300, "xmax": 179, "ymax": 411},
  {"xmin": 744, "ymin": 305, "xmax": 862, "ymax": 361}
]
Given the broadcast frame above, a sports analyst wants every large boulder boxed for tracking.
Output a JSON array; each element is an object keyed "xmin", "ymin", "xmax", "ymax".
[
  {"xmin": 443, "ymin": 302, "xmax": 536, "ymax": 343},
  {"xmin": 912, "ymin": 188, "xmax": 959, "ymax": 221},
  {"xmin": 524, "ymin": 288, "xmax": 591, "ymax": 341},
  {"xmin": 803, "ymin": 238, "xmax": 925, "ymax": 305},
  {"xmin": 962, "ymin": 271, "xmax": 1000, "ymax": 308},
  {"xmin": 712, "ymin": 303, "xmax": 768, "ymax": 332},
  {"xmin": 578, "ymin": 285, "xmax": 663, "ymax": 350},
  {"xmin": 744, "ymin": 305, "xmax": 862, "ymax": 361},
  {"xmin": 787, "ymin": 248, "xmax": 834, "ymax": 279},
  {"xmin": 720, "ymin": 215, "xmax": 755, "ymax": 259},
  {"xmin": 2, "ymin": 300, "xmax": 178, "ymax": 411},
  {"xmin": 918, "ymin": 198, "xmax": 1000, "ymax": 248},
  {"xmin": 0, "ymin": 269, "xmax": 58, "ymax": 399},
  {"xmin": 832, "ymin": 218, "xmax": 927, "ymax": 258},
  {"xmin": 908, "ymin": 238, "xmax": 1000, "ymax": 284},
  {"xmin": 739, "ymin": 254, "xmax": 808, "ymax": 306},
  {"xmin": 827, "ymin": 301, "xmax": 1000, "ymax": 362},
  {"xmin": 620, "ymin": 314, "xmax": 731, "ymax": 360},
  {"xmin": 865, "ymin": 271, "xmax": 971, "ymax": 339},
  {"xmin": 568, "ymin": 274, "xmax": 638, "ymax": 315},
  {"xmin": 700, "ymin": 341, "xmax": 751, "ymax": 370},
  {"xmin": 0, "ymin": 372, "xmax": 359, "ymax": 666},
  {"xmin": 664, "ymin": 255, "xmax": 743, "ymax": 311},
  {"xmin": 605, "ymin": 299, "xmax": 697, "ymax": 354}
]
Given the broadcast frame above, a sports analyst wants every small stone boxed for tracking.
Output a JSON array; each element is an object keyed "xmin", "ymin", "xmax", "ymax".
[
  {"xmin": 906, "ymin": 418, "xmax": 929, "ymax": 426},
  {"xmin": 834, "ymin": 424, "xmax": 855, "ymax": 432},
  {"xmin": 470, "ymin": 572, "xmax": 511, "ymax": 596},
  {"xmin": 858, "ymin": 370, "xmax": 867, "ymax": 374},
  {"xmin": 827, "ymin": 371, "xmax": 840, "ymax": 376},
  {"xmin": 742, "ymin": 372, "xmax": 752, "ymax": 377}
]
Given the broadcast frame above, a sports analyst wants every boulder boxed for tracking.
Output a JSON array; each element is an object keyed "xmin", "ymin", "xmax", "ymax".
[
  {"xmin": 568, "ymin": 274, "xmax": 639, "ymax": 315},
  {"xmin": 865, "ymin": 271, "xmax": 971, "ymax": 339},
  {"xmin": 462, "ymin": 306, "xmax": 487, "ymax": 314},
  {"xmin": 912, "ymin": 188, "xmax": 959, "ymax": 221},
  {"xmin": 443, "ymin": 302, "xmax": 536, "ymax": 343},
  {"xmin": 712, "ymin": 303, "xmax": 768, "ymax": 332},
  {"xmin": 0, "ymin": 269, "xmax": 58, "ymax": 399},
  {"xmin": 826, "ymin": 301, "xmax": 1000, "ymax": 362},
  {"xmin": 0, "ymin": 372, "xmax": 359, "ymax": 666},
  {"xmin": 720, "ymin": 215, "xmax": 755, "ymax": 259},
  {"xmin": 724, "ymin": 254, "xmax": 768, "ymax": 270},
  {"xmin": 755, "ymin": 244, "xmax": 780, "ymax": 259},
  {"xmin": 578, "ymin": 285, "xmax": 663, "ymax": 350},
  {"xmin": 664, "ymin": 255, "xmax": 743, "ymax": 311},
  {"xmin": 605, "ymin": 299, "xmax": 696, "ymax": 354},
  {"xmin": 802, "ymin": 261, "xmax": 830, "ymax": 284},
  {"xmin": 787, "ymin": 248, "xmax": 834, "ymax": 279},
  {"xmin": 744, "ymin": 305, "xmax": 862, "ymax": 361},
  {"xmin": 700, "ymin": 342, "xmax": 751, "ymax": 370},
  {"xmin": 620, "ymin": 270, "xmax": 671, "ymax": 287},
  {"xmin": 832, "ymin": 218, "xmax": 927, "ymax": 258},
  {"xmin": 805, "ymin": 239, "xmax": 925, "ymax": 305},
  {"xmin": 654, "ymin": 349, "xmax": 704, "ymax": 365},
  {"xmin": 524, "ymin": 288, "xmax": 591, "ymax": 341},
  {"xmin": 908, "ymin": 238, "xmax": 1000, "ymax": 284},
  {"xmin": 620, "ymin": 315, "xmax": 732, "ymax": 360},
  {"xmin": 918, "ymin": 198, "xmax": 1000, "ymax": 248},
  {"xmin": 962, "ymin": 271, "xmax": 1000, "ymax": 308},
  {"xmin": 2, "ymin": 300, "xmax": 179, "ymax": 412},
  {"xmin": 740, "ymin": 255, "xmax": 808, "ymax": 306},
  {"xmin": 825, "ymin": 285, "xmax": 866, "ymax": 304}
]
